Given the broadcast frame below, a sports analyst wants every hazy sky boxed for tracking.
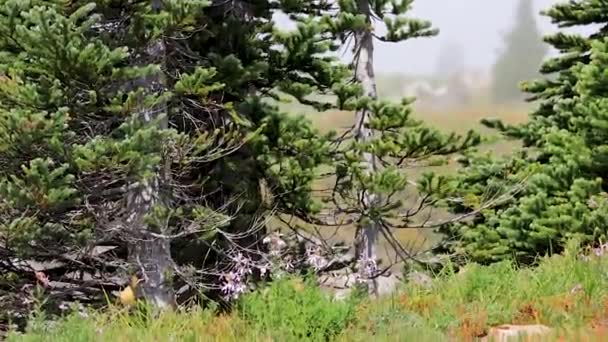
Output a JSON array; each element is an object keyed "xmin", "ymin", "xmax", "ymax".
[
  {"xmin": 277, "ymin": 0, "xmax": 592, "ymax": 76},
  {"xmin": 378, "ymin": 0, "xmax": 558, "ymax": 75}
]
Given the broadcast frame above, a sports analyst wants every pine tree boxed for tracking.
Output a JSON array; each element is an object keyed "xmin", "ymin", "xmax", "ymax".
[
  {"xmin": 278, "ymin": 0, "xmax": 481, "ymax": 293},
  {"xmin": 491, "ymin": 0, "xmax": 548, "ymax": 105},
  {"xmin": 438, "ymin": 0, "xmax": 608, "ymax": 264},
  {"xmin": 0, "ymin": 0, "xmax": 350, "ymax": 308}
]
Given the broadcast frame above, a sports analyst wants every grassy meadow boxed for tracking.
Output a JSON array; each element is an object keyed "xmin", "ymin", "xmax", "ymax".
[{"xmin": 9, "ymin": 242, "xmax": 608, "ymax": 341}]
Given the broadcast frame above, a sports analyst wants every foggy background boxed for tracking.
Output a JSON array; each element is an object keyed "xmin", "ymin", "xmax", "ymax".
[
  {"xmin": 275, "ymin": 0, "xmax": 581, "ymax": 74},
  {"xmin": 274, "ymin": 0, "xmax": 598, "ymax": 109},
  {"xmin": 376, "ymin": 0, "xmax": 560, "ymax": 75}
]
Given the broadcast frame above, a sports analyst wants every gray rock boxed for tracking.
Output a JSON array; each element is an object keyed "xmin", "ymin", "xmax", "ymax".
[
  {"xmin": 374, "ymin": 273, "xmax": 403, "ymax": 297},
  {"xmin": 406, "ymin": 271, "xmax": 433, "ymax": 289},
  {"xmin": 319, "ymin": 271, "xmax": 404, "ymax": 300}
]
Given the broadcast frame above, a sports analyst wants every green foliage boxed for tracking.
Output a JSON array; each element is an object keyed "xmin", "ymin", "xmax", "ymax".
[
  {"xmin": 441, "ymin": 0, "xmax": 608, "ymax": 264},
  {"xmin": 8, "ymin": 245, "xmax": 608, "ymax": 341},
  {"xmin": 237, "ymin": 276, "xmax": 361, "ymax": 341},
  {"xmin": 0, "ymin": 0, "xmax": 354, "ymax": 300},
  {"xmin": 0, "ymin": 1, "xmax": 221, "ymax": 261}
]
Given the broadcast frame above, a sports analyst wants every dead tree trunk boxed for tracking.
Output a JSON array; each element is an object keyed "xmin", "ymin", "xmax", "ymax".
[
  {"xmin": 353, "ymin": 0, "xmax": 380, "ymax": 295},
  {"xmin": 124, "ymin": 1, "xmax": 175, "ymax": 310}
]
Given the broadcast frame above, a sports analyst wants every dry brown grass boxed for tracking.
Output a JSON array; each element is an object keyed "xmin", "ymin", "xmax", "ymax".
[{"xmin": 274, "ymin": 101, "xmax": 530, "ymax": 265}]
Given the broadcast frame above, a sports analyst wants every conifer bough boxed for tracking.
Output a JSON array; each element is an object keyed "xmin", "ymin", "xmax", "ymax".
[{"xmin": 439, "ymin": 0, "xmax": 608, "ymax": 264}]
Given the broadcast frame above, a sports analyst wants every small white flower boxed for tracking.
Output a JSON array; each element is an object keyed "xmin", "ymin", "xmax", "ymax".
[
  {"xmin": 259, "ymin": 264, "xmax": 269, "ymax": 277},
  {"xmin": 264, "ymin": 232, "xmax": 287, "ymax": 256},
  {"xmin": 274, "ymin": 238, "xmax": 287, "ymax": 250},
  {"xmin": 594, "ymin": 243, "xmax": 608, "ymax": 257},
  {"xmin": 305, "ymin": 245, "xmax": 329, "ymax": 271},
  {"xmin": 220, "ymin": 276, "xmax": 247, "ymax": 301}
]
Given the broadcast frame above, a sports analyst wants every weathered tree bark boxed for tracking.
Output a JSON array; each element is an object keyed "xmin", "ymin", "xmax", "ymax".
[
  {"xmin": 124, "ymin": 0, "xmax": 175, "ymax": 310},
  {"xmin": 353, "ymin": 0, "xmax": 381, "ymax": 296}
]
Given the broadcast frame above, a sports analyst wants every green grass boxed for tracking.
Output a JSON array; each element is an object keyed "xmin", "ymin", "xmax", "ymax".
[{"xmin": 9, "ymin": 242, "xmax": 608, "ymax": 341}]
